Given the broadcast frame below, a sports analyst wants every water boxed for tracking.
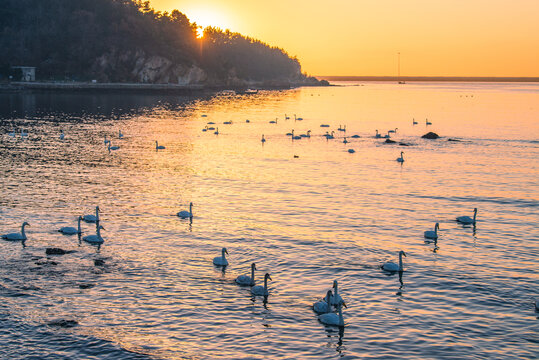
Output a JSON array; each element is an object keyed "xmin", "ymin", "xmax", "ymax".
[{"xmin": 0, "ymin": 82, "xmax": 538, "ymax": 359}]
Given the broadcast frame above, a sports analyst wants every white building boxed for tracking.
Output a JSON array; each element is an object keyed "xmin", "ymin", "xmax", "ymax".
[{"xmin": 12, "ymin": 66, "xmax": 36, "ymax": 81}]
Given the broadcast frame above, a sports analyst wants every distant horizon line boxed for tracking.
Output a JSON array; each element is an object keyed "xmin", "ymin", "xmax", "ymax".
[{"xmin": 317, "ymin": 76, "xmax": 539, "ymax": 82}]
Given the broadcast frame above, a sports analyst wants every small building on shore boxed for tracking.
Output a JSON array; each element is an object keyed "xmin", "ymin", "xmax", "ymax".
[{"xmin": 12, "ymin": 66, "xmax": 36, "ymax": 82}]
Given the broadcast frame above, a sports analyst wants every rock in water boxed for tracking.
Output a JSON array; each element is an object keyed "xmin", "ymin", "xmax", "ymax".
[
  {"xmin": 48, "ymin": 319, "xmax": 78, "ymax": 328},
  {"xmin": 384, "ymin": 138, "xmax": 396, "ymax": 144},
  {"xmin": 94, "ymin": 259, "xmax": 105, "ymax": 266},
  {"xmin": 46, "ymin": 248, "xmax": 67, "ymax": 255},
  {"xmin": 422, "ymin": 132, "xmax": 440, "ymax": 139}
]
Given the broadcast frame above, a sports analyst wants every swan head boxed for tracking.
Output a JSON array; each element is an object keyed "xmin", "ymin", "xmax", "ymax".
[
  {"xmin": 222, "ymin": 247, "xmax": 228, "ymax": 255},
  {"xmin": 325, "ymin": 290, "xmax": 333, "ymax": 302},
  {"xmin": 22, "ymin": 222, "xmax": 30, "ymax": 227},
  {"xmin": 401, "ymin": 151, "xmax": 404, "ymax": 156},
  {"xmin": 332, "ymin": 280, "xmax": 339, "ymax": 289},
  {"xmin": 99, "ymin": 225, "xmax": 105, "ymax": 230},
  {"xmin": 399, "ymin": 250, "xmax": 407, "ymax": 257},
  {"xmin": 435, "ymin": 222, "xmax": 440, "ymax": 229},
  {"xmin": 264, "ymin": 273, "xmax": 272, "ymax": 281},
  {"xmin": 251, "ymin": 263, "xmax": 257, "ymax": 271},
  {"xmin": 473, "ymin": 208, "xmax": 478, "ymax": 214}
]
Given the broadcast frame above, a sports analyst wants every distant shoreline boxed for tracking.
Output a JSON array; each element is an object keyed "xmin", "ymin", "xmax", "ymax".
[{"xmin": 318, "ymin": 76, "xmax": 539, "ymax": 83}]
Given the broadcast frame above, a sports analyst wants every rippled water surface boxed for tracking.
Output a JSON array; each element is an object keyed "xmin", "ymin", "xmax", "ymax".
[{"xmin": 1, "ymin": 82, "xmax": 538, "ymax": 359}]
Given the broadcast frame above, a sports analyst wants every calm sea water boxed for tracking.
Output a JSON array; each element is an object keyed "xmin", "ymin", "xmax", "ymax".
[{"xmin": 0, "ymin": 82, "xmax": 538, "ymax": 359}]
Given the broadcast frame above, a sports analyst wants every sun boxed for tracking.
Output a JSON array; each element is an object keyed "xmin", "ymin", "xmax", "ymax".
[{"xmin": 184, "ymin": 7, "xmax": 231, "ymax": 35}]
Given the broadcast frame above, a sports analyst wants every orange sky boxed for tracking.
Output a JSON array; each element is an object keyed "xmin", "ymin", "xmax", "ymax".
[{"xmin": 150, "ymin": 0, "xmax": 539, "ymax": 77}]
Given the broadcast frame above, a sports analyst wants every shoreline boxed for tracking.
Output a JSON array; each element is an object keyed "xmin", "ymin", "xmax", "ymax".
[
  {"xmin": 0, "ymin": 80, "xmax": 328, "ymax": 95},
  {"xmin": 318, "ymin": 76, "xmax": 539, "ymax": 83}
]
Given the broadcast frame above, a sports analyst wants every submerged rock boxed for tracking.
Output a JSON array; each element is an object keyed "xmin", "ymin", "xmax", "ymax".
[
  {"xmin": 46, "ymin": 248, "xmax": 68, "ymax": 255},
  {"xmin": 399, "ymin": 142, "xmax": 411, "ymax": 146},
  {"xmin": 94, "ymin": 259, "xmax": 105, "ymax": 266},
  {"xmin": 79, "ymin": 283, "xmax": 95, "ymax": 289},
  {"xmin": 384, "ymin": 139, "xmax": 396, "ymax": 144},
  {"xmin": 48, "ymin": 319, "xmax": 78, "ymax": 328},
  {"xmin": 35, "ymin": 260, "xmax": 58, "ymax": 266},
  {"xmin": 448, "ymin": 138, "xmax": 462, "ymax": 142},
  {"xmin": 422, "ymin": 132, "xmax": 440, "ymax": 139}
]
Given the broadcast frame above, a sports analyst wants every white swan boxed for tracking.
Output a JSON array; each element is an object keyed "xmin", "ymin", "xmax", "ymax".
[
  {"xmin": 213, "ymin": 247, "xmax": 229, "ymax": 266},
  {"xmin": 236, "ymin": 263, "xmax": 256, "ymax": 286},
  {"xmin": 2, "ymin": 222, "xmax": 30, "ymax": 241},
  {"xmin": 330, "ymin": 280, "xmax": 346, "ymax": 307},
  {"xmin": 251, "ymin": 273, "xmax": 272, "ymax": 296},
  {"xmin": 286, "ymin": 130, "xmax": 294, "ymax": 136},
  {"xmin": 375, "ymin": 130, "xmax": 381, "ymax": 138},
  {"xmin": 104, "ymin": 135, "xmax": 110, "ymax": 145},
  {"xmin": 59, "ymin": 216, "xmax": 83, "ymax": 235},
  {"xmin": 343, "ymin": 137, "xmax": 348, "ymax": 144},
  {"xmin": 382, "ymin": 250, "xmax": 406, "ymax": 272},
  {"xmin": 214, "ymin": 127, "xmax": 219, "ymax": 135},
  {"xmin": 413, "ymin": 118, "xmax": 418, "ymax": 125},
  {"xmin": 119, "ymin": 130, "xmax": 124, "ymax": 139},
  {"xmin": 261, "ymin": 134, "xmax": 266, "ymax": 143},
  {"xmin": 325, "ymin": 131, "xmax": 335, "ymax": 139},
  {"xmin": 202, "ymin": 126, "xmax": 208, "ymax": 132},
  {"xmin": 223, "ymin": 121, "xmax": 232, "ymax": 124},
  {"xmin": 155, "ymin": 141, "xmax": 165, "ymax": 150},
  {"xmin": 318, "ymin": 303, "xmax": 344, "ymax": 327},
  {"xmin": 269, "ymin": 118, "xmax": 277, "ymax": 124},
  {"xmin": 20, "ymin": 129, "xmax": 28, "ymax": 138},
  {"xmin": 82, "ymin": 224, "xmax": 105, "ymax": 244},
  {"xmin": 426, "ymin": 118, "xmax": 432, "ymax": 125},
  {"xmin": 108, "ymin": 143, "xmax": 120, "ymax": 151},
  {"xmin": 456, "ymin": 208, "xmax": 477, "ymax": 225},
  {"xmin": 300, "ymin": 130, "xmax": 311, "ymax": 138},
  {"xmin": 424, "ymin": 222, "xmax": 439, "ymax": 240},
  {"xmin": 285, "ymin": 114, "xmax": 290, "ymax": 120},
  {"xmin": 388, "ymin": 128, "xmax": 398, "ymax": 133},
  {"xmin": 83, "ymin": 206, "xmax": 99, "ymax": 223},
  {"xmin": 313, "ymin": 290, "xmax": 333, "ymax": 314},
  {"xmin": 177, "ymin": 202, "xmax": 193, "ymax": 219},
  {"xmin": 294, "ymin": 114, "xmax": 303, "ymax": 121},
  {"xmin": 59, "ymin": 130, "xmax": 65, "ymax": 140},
  {"xmin": 396, "ymin": 151, "xmax": 405, "ymax": 162}
]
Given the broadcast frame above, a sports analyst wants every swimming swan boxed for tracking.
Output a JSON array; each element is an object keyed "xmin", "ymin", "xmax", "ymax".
[
  {"xmin": 177, "ymin": 202, "xmax": 193, "ymax": 219},
  {"xmin": 261, "ymin": 135, "xmax": 266, "ymax": 143},
  {"xmin": 59, "ymin": 216, "xmax": 83, "ymax": 235},
  {"xmin": 83, "ymin": 206, "xmax": 99, "ymax": 223},
  {"xmin": 382, "ymin": 250, "xmax": 406, "ymax": 272},
  {"xmin": 396, "ymin": 151, "xmax": 405, "ymax": 162},
  {"xmin": 375, "ymin": 130, "xmax": 381, "ymax": 138},
  {"xmin": 251, "ymin": 273, "xmax": 272, "ymax": 296},
  {"xmin": 330, "ymin": 280, "xmax": 346, "ymax": 307},
  {"xmin": 155, "ymin": 141, "xmax": 165, "ymax": 150},
  {"xmin": 424, "ymin": 222, "xmax": 439, "ymax": 240},
  {"xmin": 59, "ymin": 130, "xmax": 65, "ymax": 140},
  {"xmin": 82, "ymin": 225, "xmax": 104, "ymax": 244},
  {"xmin": 2, "ymin": 222, "xmax": 30, "ymax": 241},
  {"xmin": 388, "ymin": 128, "xmax": 398, "ymax": 133},
  {"xmin": 213, "ymin": 247, "xmax": 229, "ymax": 266},
  {"xmin": 108, "ymin": 143, "xmax": 120, "ymax": 151},
  {"xmin": 426, "ymin": 118, "xmax": 432, "ymax": 125},
  {"xmin": 318, "ymin": 303, "xmax": 344, "ymax": 327},
  {"xmin": 413, "ymin": 118, "xmax": 418, "ymax": 125},
  {"xmin": 456, "ymin": 208, "xmax": 477, "ymax": 225},
  {"xmin": 313, "ymin": 290, "xmax": 333, "ymax": 314},
  {"xmin": 236, "ymin": 263, "xmax": 256, "ymax": 286},
  {"xmin": 119, "ymin": 130, "xmax": 124, "ymax": 139}
]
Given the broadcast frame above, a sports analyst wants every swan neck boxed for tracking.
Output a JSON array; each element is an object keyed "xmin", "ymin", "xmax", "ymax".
[
  {"xmin": 96, "ymin": 225, "xmax": 101, "ymax": 237},
  {"xmin": 399, "ymin": 253, "xmax": 403, "ymax": 271},
  {"xmin": 473, "ymin": 210, "xmax": 477, "ymax": 221},
  {"xmin": 77, "ymin": 217, "xmax": 81, "ymax": 232},
  {"xmin": 264, "ymin": 276, "xmax": 268, "ymax": 290},
  {"xmin": 21, "ymin": 223, "xmax": 26, "ymax": 236},
  {"xmin": 251, "ymin": 267, "xmax": 255, "ymax": 283}
]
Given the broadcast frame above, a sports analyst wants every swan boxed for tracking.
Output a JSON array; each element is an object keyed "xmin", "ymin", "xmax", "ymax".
[
  {"xmin": 201, "ymin": 114, "xmax": 208, "ymax": 117},
  {"xmin": 424, "ymin": 222, "xmax": 439, "ymax": 240},
  {"xmin": 337, "ymin": 125, "xmax": 346, "ymax": 132},
  {"xmin": 286, "ymin": 130, "xmax": 294, "ymax": 136},
  {"xmin": 223, "ymin": 121, "xmax": 232, "ymax": 124},
  {"xmin": 426, "ymin": 118, "xmax": 432, "ymax": 125},
  {"xmin": 236, "ymin": 263, "xmax": 256, "ymax": 286},
  {"xmin": 313, "ymin": 290, "xmax": 333, "ymax": 314},
  {"xmin": 382, "ymin": 250, "xmax": 406, "ymax": 272},
  {"xmin": 383, "ymin": 131, "xmax": 391, "ymax": 139},
  {"xmin": 285, "ymin": 114, "xmax": 290, "ymax": 120},
  {"xmin": 83, "ymin": 206, "xmax": 100, "ymax": 223},
  {"xmin": 343, "ymin": 137, "xmax": 348, "ymax": 144},
  {"xmin": 396, "ymin": 151, "xmax": 405, "ymax": 162},
  {"xmin": 104, "ymin": 135, "xmax": 110, "ymax": 145},
  {"xmin": 177, "ymin": 202, "xmax": 193, "ymax": 219},
  {"xmin": 208, "ymin": 127, "xmax": 215, "ymax": 130},
  {"xmin": 348, "ymin": 149, "xmax": 355, "ymax": 153},
  {"xmin": 375, "ymin": 130, "xmax": 381, "ymax": 138},
  {"xmin": 246, "ymin": 119, "xmax": 250, "ymax": 123},
  {"xmin": 320, "ymin": 124, "xmax": 330, "ymax": 128},
  {"xmin": 388, "ymin": 128, "xmax": 398, "ymax": 133},
  {"xmin": 21, "ymin": 129, "xmax": 28, "ymax": 138},
  {"xmin": 294, "ymin": 114, "xmax": 303, "ymax": 121},
  {"xmin": 119, "ymin": 130, "xmax": 124, "ymax": 139},
  {"xmin": 108, "ymin": 143, "xmax": 120, "ymax": 151},
  {"xmin": 59, "ymin": 216, "xmax": 83, "ymax": 235},
  {"xmin": 261, "ymin": 135, "xmax": 266, "ymax": 143},
  {"xmin": 59, "ymin": 130, "xmax": 65, "ymax": 140},
  {"xmin": 300, "ymin": 130, "xmax": 311, "ymax": 138},
  {"xmin": 269, "ymin": 118, "xmax": 277, "ymax": 124},
  {"xmin": 325, "ymin": 131, "xmax": 335, "ymax": 139},
  {"xmin": 214, "ymin": 127, "xmax": 219, "ymax": 135},
  {"xmin": 207, "ymin": 122, "xmax": 215, "ymax": 124},
  {"xmin": 413, "ymin": 118, "xmax": 418, "ymax": 125},
  {"xmin": 318, "ymin": 303, "xmax": 344, "ymax": 327},
  {"xmin": 155, "ymin": 141, "xmax": 165, "ymax": 150},
  {"xmin": 202, "ymin": 126, "xmax": 208, "ymax": 132},
  {"xmin": 330, "ymin": 280, "xmax": 346, "ymax": 307},
  {"xmin": 251, "ymin": 273, "xmax": 272, "ymax": 296},
  {"xmin": 293, "ymin": 135, "xmax": 302, "ymax": 140},
  {"xmin": 2, "ymin": 222, "xmax": 30, "ymax": 241},
  {"xmin": 213, "ymin": 247, "xmax": 229, "ymax": 266},
  {"xmin": 82, "ymin": 224, "xmax": 105, "ymax": 244},
  {"xmin": 8, "ymin": 130, "xmax": 15, "ymax": 137},
  {"xmin": 456, "ymin": 208, "xmax": 477, "ymax": 225}
]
